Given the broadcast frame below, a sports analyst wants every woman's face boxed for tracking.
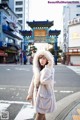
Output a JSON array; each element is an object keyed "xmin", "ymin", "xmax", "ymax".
[{"xmin": 38, "ymin": 55, "xmax": 48, "ymax": 66}]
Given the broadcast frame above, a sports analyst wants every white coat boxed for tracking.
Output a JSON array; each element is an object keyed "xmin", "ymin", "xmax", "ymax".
[{"xmin": 28, "ymin": 50, "xmax": 56, "ymax": 114}]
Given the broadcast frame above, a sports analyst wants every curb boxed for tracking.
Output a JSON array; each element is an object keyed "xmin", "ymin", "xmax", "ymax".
[{"xmin": 46, "ymin": 91, "xmax": 80, "ymax": 120}]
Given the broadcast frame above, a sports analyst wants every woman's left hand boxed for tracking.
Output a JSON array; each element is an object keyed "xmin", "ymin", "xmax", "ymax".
[{"xmin": 26, "ymin": 95, "xmax": 32, "ymax": 101}]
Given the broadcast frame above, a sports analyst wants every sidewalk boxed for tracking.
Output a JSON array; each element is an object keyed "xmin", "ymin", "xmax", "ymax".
[
  {"xmin": 64, "ymin": 103, "xmax": 80, "ymax": 120},
  {"xmin": 46, "ymin": 92, "xmax": 80, "ymax": 120}
]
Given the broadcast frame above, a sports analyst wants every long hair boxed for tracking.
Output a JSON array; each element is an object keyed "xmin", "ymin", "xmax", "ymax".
[
  {"xmin": 38, "ymin": 55, "xmax": 48, "ymax": 71},
  {"xmin": 33, "ymin": 50, "xmax": 54, "ymax": 86}
]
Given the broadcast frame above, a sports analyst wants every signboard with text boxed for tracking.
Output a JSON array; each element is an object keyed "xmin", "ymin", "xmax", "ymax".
[
  {"xmin": 34, "ymin": 29, "xmax": 47, "ymax": 42},
  {"xmin": 69, "ymin": 24, "xmax": 80, "ymax": 47}
]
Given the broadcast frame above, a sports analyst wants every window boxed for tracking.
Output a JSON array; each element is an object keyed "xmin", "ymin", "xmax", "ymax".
[
  {"xmin": 8, "ymin": 38, "xmax": 14, "ymax": 43},
  {"xmin": 15, "ymin": 8, "xmax": 23, "ymax": 12},
  {"xmin": 76, "ymin": 5, "xmax": 80, "ymax": 7},
  {"xmin": 17, "ymin": 14, "xmax": 22, "ymax": 18},
  {"xmin": 16, "ymin": 1, "xmax": 23, "ymax": 5},
  {"xmin": 18, "ymin": 20, "xmax": 22, "ymax": 24},
  {"xmin": 76, "ymin": 14, "xmax": 80, "ymax": 16}
]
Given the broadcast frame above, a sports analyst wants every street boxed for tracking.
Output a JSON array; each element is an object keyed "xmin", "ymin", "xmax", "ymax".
[{"xmin": 0, "ymin": 64, "xmax": 80, "ymax": 120}]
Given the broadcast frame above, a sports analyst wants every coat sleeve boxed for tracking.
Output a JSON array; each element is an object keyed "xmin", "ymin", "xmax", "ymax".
[
  {"xmin": 40, "ymin": 67, "xmax": 55, "ymax": 85},
  {"xmin": 28, "ymin": 76, "xmax": 34, "ymax": 97}
]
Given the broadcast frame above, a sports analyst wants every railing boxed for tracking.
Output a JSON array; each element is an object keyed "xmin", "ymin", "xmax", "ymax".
[{"xmin": 2, "ymin": 25, "xmax": 23, "ymax": 40}]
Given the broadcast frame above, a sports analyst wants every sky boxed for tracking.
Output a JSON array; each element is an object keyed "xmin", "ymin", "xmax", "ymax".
[
  {"xmin": 29, "ymin": 0, "xmax": 63, "ymax": 29},
  {"xmin": 28, "ymin": 0, "xmax": 65, "ymax": 43}
]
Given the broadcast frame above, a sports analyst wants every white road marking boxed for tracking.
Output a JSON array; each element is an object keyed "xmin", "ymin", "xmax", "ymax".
[
  {"xmin": 15, "ymin": 67, "xmax": 30, "ymax": 71},
  {"xmin": 0, "ymin": 85, "xmax": 29, "ymax": 89},
  {"xmin": 0, "ymin": 103, "xmax": 10, "ymax": 112},
  {"xmin": 54, "ymin": 90, "xmax": 74, "ymax": 93},
  {"xmin": 0, "ymin": 100, "xmax": 31, "ymax": 105},
  {"xmin": 19, "ymin": 88, "xmax": 25, "ymax": 91},
  {"xmin": 14, "ymin": 104, "xmax": 35, "ymax": 120},
  {"xmin": 6, "ymin": 69, "xmax": 10, "ymax": 71},
  {"xmin": 0, "ymin": 100, "xmax": 35, "ymax": 120},
  {"xmin": 1, "ymin": 66, "xmax": 30, "ymax": 71},
  {"xmin": 0, "ymin": 88, "xmax": 6, "ymax": 90},
  {"xmin": 60, "ymin": 90, "xmax": 74, "ymax": 93},
  {"xmin": 11, "ymin": 96, "xmax": 14, "ymax": 98},
  {"xmin": 67, "ymin": 66, "xmax": 80, "ymax": 75},
  {"xmin": 10, "ymin": 88, "xmax": 16, "ymax": 90},
  {"xmin": 16, "ymin": 93, "xmax": 19, "ymax": 96},
  {"xmin": 0, "ymin": 86, "xmax": 74, "ymax": 94}
]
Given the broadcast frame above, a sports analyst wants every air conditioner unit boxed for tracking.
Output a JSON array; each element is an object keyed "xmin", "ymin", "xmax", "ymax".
[
  {"xmin": 74, "ymin": 19, "xmax": 78, "ymax": 24},
  {"xmin": 2, "ymin": 42, "xmax": 7, "ymax": 47}
]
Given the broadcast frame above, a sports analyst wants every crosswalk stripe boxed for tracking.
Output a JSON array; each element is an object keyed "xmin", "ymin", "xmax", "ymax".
[
  {"xmin": 0, "ymin": 103, "xmax": 10, "ymax": 119},
  {"xmin": 7, "ymin": 103, "xmax": 23, "ymax": 120},
  {"xmin": 0, "ymin": 103, "xmax": 10, "ymax": 111},
  {"xmin": 0, "ymin": 100, "xmax": 30, "ymax": 105},
  {"xmin": 0, "ymin": 100, "xmax": 35, "ymax": 120},
  {"xmin": 14, "ymin": 104, "xmax": 35, "ymax": 120}
]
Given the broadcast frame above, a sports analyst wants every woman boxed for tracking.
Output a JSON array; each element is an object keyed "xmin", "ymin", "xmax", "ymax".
[{"xmin": 26, "ymin": 50, "xmax": 56, "ymax": 120}]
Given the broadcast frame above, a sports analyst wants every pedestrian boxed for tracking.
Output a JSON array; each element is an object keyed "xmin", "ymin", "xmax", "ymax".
[
  {"xmin": 26, "ymin": 50, "xmax": 56, "ymax": 120},
  {"xmin": 23, "ymin": 53, "xmax": 27, "ymax": 65}
]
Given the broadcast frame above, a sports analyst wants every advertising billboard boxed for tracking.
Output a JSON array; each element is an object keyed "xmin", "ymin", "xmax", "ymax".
[{"xmin": 69, "ymin": 24, "xmax": 80, "ymax": 47}]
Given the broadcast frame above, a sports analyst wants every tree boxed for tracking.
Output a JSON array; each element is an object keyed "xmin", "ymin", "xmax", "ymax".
[
  {"xmin": 30, "ymin": 45, "xmax": 37, "ymax": 52},
  {"xmin": 48, "ymin": 45, "xmax": 62, "ymax": 62},
  {"xmin": 27, "ymin": 44, "xmax": 37, "ymax": 56}
]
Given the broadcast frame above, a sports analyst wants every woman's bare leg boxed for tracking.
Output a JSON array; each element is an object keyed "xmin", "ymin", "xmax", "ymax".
[{"xmin": 35, "ymin": 113, "xmax": 45, "ymax": 120}]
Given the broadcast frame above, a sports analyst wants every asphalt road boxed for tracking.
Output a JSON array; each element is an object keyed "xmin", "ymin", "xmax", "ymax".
[{"xmin": 0, "ymin": 64, "xmax": 80, "ymax": 120}]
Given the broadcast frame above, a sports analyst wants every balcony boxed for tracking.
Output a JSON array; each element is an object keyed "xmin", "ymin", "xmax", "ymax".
[
  {"xmin": 12, "ymin": 32, "xmax": 23, "ymax": 39},
  {"xmin": 2, "ymin": 25, "xmax": 22, "ymax": 40}
]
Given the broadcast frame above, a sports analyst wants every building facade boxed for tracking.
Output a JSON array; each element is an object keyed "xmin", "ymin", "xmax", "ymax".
[
  {"xmin": 63, "ymin": 4, "xmax": 80, "ymax": 53},
  {"xmin": 66, "ymin": 18, "xmax": 80, "ymax": 65},
  {"xmin": 0, "ymin": 3, "xmax": 23, "ymax": 63},
  {"xmin": 9, "ymin": 0, "xmax": 29, "ymax": 30},
  {"xmin": 63, "ymin": 3, "xmax": 80, "ymax": 65}
]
